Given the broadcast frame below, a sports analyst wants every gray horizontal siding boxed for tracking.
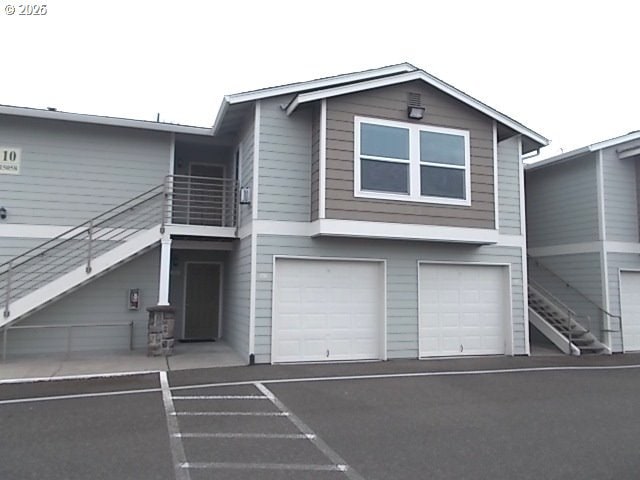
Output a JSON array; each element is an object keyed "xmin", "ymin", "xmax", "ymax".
[
  {"xmin": 605, "ymin": 252, "xmax": 640, "ymax": 352},
  {"xmin": 253, "ymin": 235, "xmax": 525, "ymax": 363},
  {"xmin": 528, "ymin": 253, "xmax": 604, "ymax": 340},
  {"xmin": 258, "ymin": 97, "xmax": 312, "ymax": 222},
  {"xmin": 498, "ymin": 136, "xmax": 521, "ymax": 234},
  {"xmin": 311, "ymin": 104, "xmax": 320, "ymax": 221},
  {"xmin": 0, "ymin": 116, "xmax": 170, "ymax": 226},
  {"xmin": 526, "ymin": 153, "xmax": 599, "ymax": 247},
  {"xmin": 602, "ymin": 142, "xmax": 640, "ymax": 242},
  {"xmin": 325, "ymin": 80, "xmax": 495, "ymax": 228},
  {"xmin": 223, "ymin": 237, "xmax": 251, "ymax": 361},
  {"xmin": 6, "ymin": 247, "xmax": 159, "ymax": 355},
  {"xmin": 238, "ymin": 116, "xmax": 254, "ymax": 227}
]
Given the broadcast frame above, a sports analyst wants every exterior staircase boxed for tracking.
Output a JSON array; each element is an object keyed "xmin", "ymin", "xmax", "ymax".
[
  {"xmin": 528, "ymin": 281, "xmax": 606, "ymax": 355},
  {"xmin": 1, "ymin": 174, "xmax": 239, "ymax": 332},
  {"xmin": 0, "ymin": 184, "xmax": 165, "ymax": 329}
]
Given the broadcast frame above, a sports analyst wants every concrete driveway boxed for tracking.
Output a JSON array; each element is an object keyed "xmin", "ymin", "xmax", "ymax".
[{"xmin": 1, "ymin": 356, "xmax": 639, "ymax": 479}]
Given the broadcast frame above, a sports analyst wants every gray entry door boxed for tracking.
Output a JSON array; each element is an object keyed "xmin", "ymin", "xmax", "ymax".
[{"xmin": 184, "ymin": 263, "xmax": 221, "ymax": 340}]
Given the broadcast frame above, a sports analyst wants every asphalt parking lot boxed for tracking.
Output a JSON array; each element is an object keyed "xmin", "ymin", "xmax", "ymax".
[{"xmin": 1, "ymin": 356, "xmax": 640, "ymax": 480}]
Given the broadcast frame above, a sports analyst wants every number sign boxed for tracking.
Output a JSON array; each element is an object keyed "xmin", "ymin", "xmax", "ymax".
[{"xmin": 0, "ymin": 147, "xmax": 21, "ymax": 175}]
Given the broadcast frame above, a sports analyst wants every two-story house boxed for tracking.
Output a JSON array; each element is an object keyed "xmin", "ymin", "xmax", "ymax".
[
  {"xmin": 0, "ymin": 63, "xmax": 548, "ymax": 363},
  {"xmin": 526, "ymin": 132, "xmax": 640, "ymax": 355}
]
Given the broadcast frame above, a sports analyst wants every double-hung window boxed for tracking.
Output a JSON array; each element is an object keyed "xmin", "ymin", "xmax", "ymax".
[{"xmin": 354, "ymin": 117, "xmax": 471, "ymax": 206}]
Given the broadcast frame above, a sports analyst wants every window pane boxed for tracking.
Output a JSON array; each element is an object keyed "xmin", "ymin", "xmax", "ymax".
[
  {"xmin": 361, "ymin": 159, "xmax": 409, "ymax": 194},
  {"xmin": 420, "ymin": 131, "xmax": 465, "ymax": 166},
  {"xmin": 420, "ymin": 166, "xmax": 465, "ymax": 199},
  {"xmin": 361, "ymin": 123, "xmax": 409, "ymax": 160}
]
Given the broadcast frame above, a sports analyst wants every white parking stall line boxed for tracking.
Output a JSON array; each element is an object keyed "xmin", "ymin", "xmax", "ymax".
[
  {"xmin": 171, "ymin": 411, "xmax": 288, "ymax": 416},
  {"xmin": 173, "ymin": 432, "xmax": 315, "ymax": 439},
  {"xmin": 254, "ymin": 382, "xmax": 364, "ymax": 480},
  {"xmin": 159, "ymin": 372, "xmax": 190, "ymax": 480},
  {"xmin": 181, "ymin": 462, "xmax": 347, "ymax": 471},
  {"xmin": 172, "ymin": 395, "xmax": 267, "ymax": 400}
]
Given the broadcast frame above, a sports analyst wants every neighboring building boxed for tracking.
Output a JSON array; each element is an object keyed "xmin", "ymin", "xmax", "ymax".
[
  {"xmin": 526, "ymin": 132, "xmax": 640, "ymax": 354},
  {"xmin": 0, "ymin": 63, "xmax": 548, "ymax": 363}
]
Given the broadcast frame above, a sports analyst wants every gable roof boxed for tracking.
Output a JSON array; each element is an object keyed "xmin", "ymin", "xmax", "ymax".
[
  {"xmin": 213, "ymin": 63, "xmax": 549, "ymax": 153},
  {"xmin": 212, "ymin": 63, "xmax": 417, "ymax": 137},
  {"xmin": 526, "ymin": 130, "xmax": 640, "ymax": 171}
]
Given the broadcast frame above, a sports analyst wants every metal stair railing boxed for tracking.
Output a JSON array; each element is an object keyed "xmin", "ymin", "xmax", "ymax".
[
  {"xmin": 528, "ymin": 255, "xmax": 623, "ymax": 349},
  {"xmin": 1, "ymin": 183, "xmax": 165, "ymax": 320},
  {"xmin": 529, "ymin": 280, "xmax": 590, "ymax": 354},
  {"xmin": 1, "ymin": 174, "xmax": 239, "ymax": 324},
  {"xmin": 163, "ymin": 175, "xmax": 238, "ymax": 228}
]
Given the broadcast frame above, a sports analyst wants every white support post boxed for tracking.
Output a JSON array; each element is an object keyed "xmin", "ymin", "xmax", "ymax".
[{"xmin": 158, "ymin": 237, "xmax": 172, "ymax": 306}]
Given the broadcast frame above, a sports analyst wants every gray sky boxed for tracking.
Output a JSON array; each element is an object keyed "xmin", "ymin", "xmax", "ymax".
[{"xmin": 1, "ymin": 0, "xmax": 638, "ymax": 158}]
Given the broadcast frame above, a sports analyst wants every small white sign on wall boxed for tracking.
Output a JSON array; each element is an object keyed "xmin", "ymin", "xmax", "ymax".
[{"xmin": 0, "ymin": 147, "xmax": 21, "ymax": 175}]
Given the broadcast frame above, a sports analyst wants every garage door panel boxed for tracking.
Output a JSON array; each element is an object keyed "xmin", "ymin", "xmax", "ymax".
[
  {"xmin": 273, "ymin": 259, "xmax": 383, "ymax": 363},
  {"xmin": 420, "ymin": 264, "xmax": 507, "ymax": 357},
  {"xmin": 620, "ymin": 271, "xmax": 640, "ymax": 352}
]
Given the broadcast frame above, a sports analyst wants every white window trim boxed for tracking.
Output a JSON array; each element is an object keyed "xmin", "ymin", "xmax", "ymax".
[{"xmin": 354, "ymin": 116, "xmax": 471, "ymax": 206}]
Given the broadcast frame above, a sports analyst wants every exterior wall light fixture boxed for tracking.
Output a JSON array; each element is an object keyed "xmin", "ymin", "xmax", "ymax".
[{"xmin": 407, "ymin": 106, "xmax": 426, "ymax": 120}]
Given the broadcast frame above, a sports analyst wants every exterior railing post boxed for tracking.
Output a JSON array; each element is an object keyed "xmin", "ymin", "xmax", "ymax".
[
  {"xmin": 86, "ymin": 221, "xmax": 93, "ymax": 274},
  {"xmin": 3, "ymin": 261, "xmax": 11, "ymax": 319},
  {"xmin": 161, "ymin": 176, "xmax": 169, "ymax": 233}
]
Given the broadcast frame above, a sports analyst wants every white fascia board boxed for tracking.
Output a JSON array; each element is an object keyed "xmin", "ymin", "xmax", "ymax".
[
  {"xmin": 0, "ymin": 105, "xmax": 212, "ymax": 136},
  {"xmin": 250, "ymin": 219, "xmax": 524, "ymax": 245},
  {"xmin": 525, "ymin": 147, "xmax": 592, "ymax": 171},
  {"xmin": 286, "ymin": 71, "xmax": 548, "ymax": 148},
  {"xmin": 163, "ymin": 224, "xmax": 237, "ymax": 238},
  {"xmin": 526, "ymin": 131, "xmax": 640, "ymax": 171},
  {"xmin": 311, "ymin": 219, "xmax": 499, "ymax": 244},
  {"xmin": 211, "ymin": 98, "xmax": 230, "ymax": 136},
  {"xmin": 224, "ymin": 63, "xmax": 416, "ymax": 106},
  {"xmin": 590, "ymin": 131, "xmax": 640, "ymax": 151}
]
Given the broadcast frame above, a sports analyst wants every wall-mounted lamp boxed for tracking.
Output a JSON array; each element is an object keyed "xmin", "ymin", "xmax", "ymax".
[
  {"xmin": 0, "ymin": 207, "xmax": 6, "ymax": 220},
  {"xmin": 239, "ymin": 186, "xmax": 251, "ymax": 205},
  {"xmin": 407, "ymin": 106, "xmax": 426, "ymax": 120}
]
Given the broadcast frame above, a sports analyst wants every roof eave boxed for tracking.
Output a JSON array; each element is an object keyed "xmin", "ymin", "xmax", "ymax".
[
  {"xmin": 526, "ymin": 131, "xmax": 640, "ymax": 171},
  {"xmin": 0, "ymin": 105, "xmax": 213, "ymax": 136},
  {"xmin": 223, "ymin": 63, "xmax": 417, "ymax": 106}
]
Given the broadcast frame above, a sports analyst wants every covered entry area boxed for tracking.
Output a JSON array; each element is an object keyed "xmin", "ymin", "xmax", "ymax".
[{"xmin": 168, "ymin": 242, "xmax": 229, "ymax": 343}]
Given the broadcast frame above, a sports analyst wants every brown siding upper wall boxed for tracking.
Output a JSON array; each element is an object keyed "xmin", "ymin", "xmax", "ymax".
[
  {"xmin": 325, "ymin": 80, "xmax": 495, "ymax": 228},
  {"xmin": 311, "ymin": 104, "xmax": 320, "ymax": 221}
]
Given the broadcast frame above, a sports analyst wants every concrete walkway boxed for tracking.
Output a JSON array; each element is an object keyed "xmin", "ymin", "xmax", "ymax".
[{"xmin": 0, "ymin": 340, "xmax": 246, "ymax": 381}]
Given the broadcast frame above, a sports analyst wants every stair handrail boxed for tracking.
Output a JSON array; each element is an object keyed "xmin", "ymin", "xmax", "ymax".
[
  {"xmin": 529, "ymin": 278, "xmax": 579, "ymax": 319},
  {"xmin": 0, "ymin": 183, "xmax": 164, "ymax": 273},
  {"xmin": 528, "ymin": 254, "xmax": 623, "ymax": 347}
]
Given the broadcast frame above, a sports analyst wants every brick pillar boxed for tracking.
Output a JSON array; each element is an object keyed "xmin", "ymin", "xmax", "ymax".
[{"xmin": 147, "ymin": 305, "xmax": 176, "ymax": 356}]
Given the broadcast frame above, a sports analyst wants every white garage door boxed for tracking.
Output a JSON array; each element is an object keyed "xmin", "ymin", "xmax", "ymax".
[
  {"xmin": 620, "ymin": 271, "xmax": 640, "ymax": 352},
  {"xmin": 419, "ymin": 264, "xmax": 507, "ymax": 357},
  {"xmin": 272, "ymin": 258, "xmax": 384, "ymax": 363}
]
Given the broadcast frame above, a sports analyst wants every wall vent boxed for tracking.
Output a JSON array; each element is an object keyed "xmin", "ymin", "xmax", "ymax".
[{"xmin": 408, "ymin": 92, "xmax": 422, "ymax": 107}]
